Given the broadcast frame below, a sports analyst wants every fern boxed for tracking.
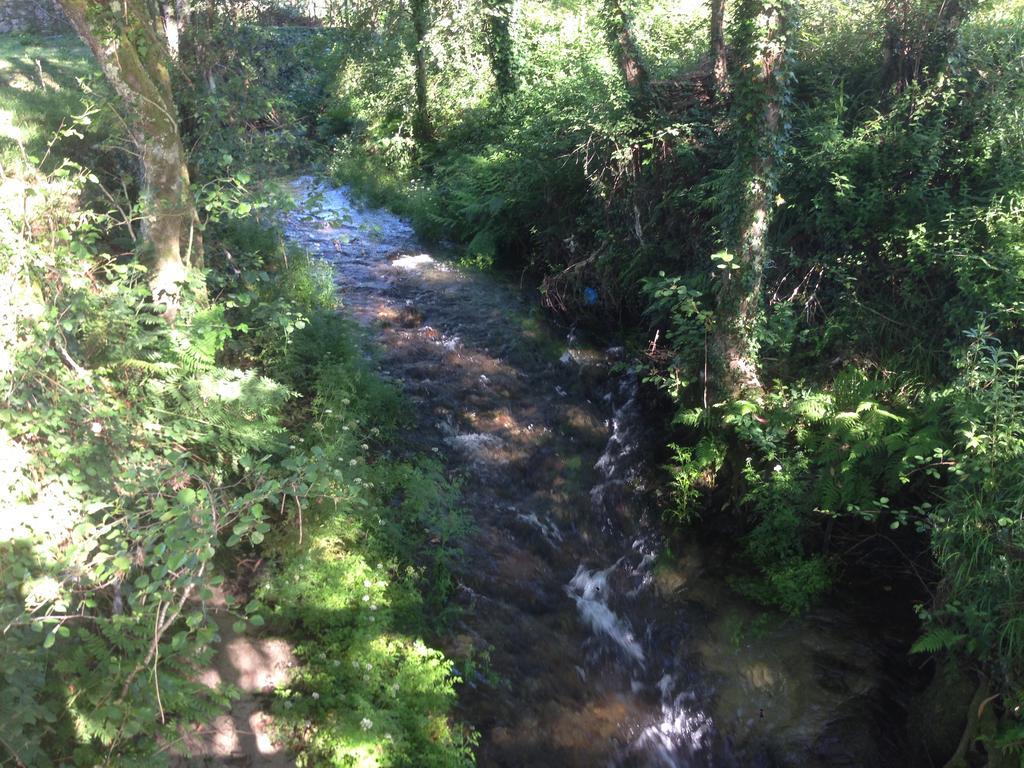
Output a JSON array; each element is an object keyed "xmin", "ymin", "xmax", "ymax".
[{"xmin": 910, "ymin": 627, "xmax": 966, "ymax": 654}]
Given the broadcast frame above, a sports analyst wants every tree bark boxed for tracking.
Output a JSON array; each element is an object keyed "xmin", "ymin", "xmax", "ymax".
[
  {"xmin": 603, "ymin": 0, "xmax": 649, "ymax": 109},
  {"xmin": 710, "ymin": 0, "xmax": 728, "ymax": 98},
  {"xmin": 58, "ymin": 0, "xmax": 203, "ymax": 321},
  {"xmin": 710, "ymin": 0, "xmax": 789, "ymax": 399},
  {"xmin": 409, "ymin": 0, "xmax": 433, "ymax": 144}
]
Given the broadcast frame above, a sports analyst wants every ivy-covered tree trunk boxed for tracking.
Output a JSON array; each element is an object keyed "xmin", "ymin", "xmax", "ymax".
[
  {"xmin": 602, "ymin": 0, "xmax": 649, "ymax": 107},
  {"xmin": 710, "ymin": 0, "xmax": 791, "ymax": 399},
  {"xmin": 710, "ymin": 0, "xmax": 728, "ymax": 98},
  {"xmin": 409, "ymin": 0, "xmax": 434, "ymax": 144},
  {"xmin": 484, "ymin": 0, "xmax": 517, "ymax": 96},
  {"xmin": 58, "ymin": 0, "xmax": 203, "ymax": 321}
]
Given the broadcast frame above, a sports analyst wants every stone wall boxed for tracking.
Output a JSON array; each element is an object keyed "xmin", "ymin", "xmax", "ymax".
[{"xmin": 0, "ymin": 1, "xmax": 69, "ymax": 35}]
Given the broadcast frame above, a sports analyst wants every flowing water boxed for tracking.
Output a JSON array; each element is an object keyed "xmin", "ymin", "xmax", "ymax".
[{"xmin": 283, "ymin": 178, "xmax": 909, "ymax": 768}]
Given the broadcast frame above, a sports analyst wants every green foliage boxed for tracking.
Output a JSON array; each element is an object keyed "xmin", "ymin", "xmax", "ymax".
[
  {"xmin": 918, "ymin": 327, "xmax": 1024, "ymax": 744},
  {"xmin": 0, "ymin": 159, "xmax": 292, "ymax": 763},
  {"xmin": 177, "ymin": 22, "xmax": 345, "ymax": 174},
  {"xmin": 255, "ymin": 311, "xmax": 475, "ymax": 767},
  {"xmin": 664, "ymin": 438, "xmax": 724, "ymax": 523},
  {"xmin": 0, "ymin": 40, "xmax": 472, "ymax": 764}
]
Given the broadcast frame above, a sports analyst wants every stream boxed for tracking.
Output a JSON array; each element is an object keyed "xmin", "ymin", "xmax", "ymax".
[{"xmin": 283, "ymin": 177, "xmax": 914, "ymax": 768}]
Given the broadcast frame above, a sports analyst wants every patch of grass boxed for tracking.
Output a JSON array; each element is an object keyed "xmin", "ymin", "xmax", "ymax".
[
  {"xmin": 256, "ymin": 313, "xmax": 476, "ymax": 767},
  {"xmin": 0, "ymin": 34, "xmax": 118, "ymax": 168}
]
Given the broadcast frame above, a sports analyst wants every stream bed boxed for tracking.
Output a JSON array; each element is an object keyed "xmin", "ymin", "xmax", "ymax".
[{"xmin": 283, "ymin": 177, "xmax": 915, "ymax": 768}]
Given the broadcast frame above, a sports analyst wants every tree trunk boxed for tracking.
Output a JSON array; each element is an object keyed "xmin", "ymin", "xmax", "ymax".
[
  {"xmin": 58, "ymin": 0, "xmax": 203, "ymax": 321},
  {"xmin": 409, "ymin": 0, "xmax": 433, "ymax": 144},
  {"xmin": 156, "ymin": 0, "xmax": 190, "ymax": 60},
  {"xmin": 710, "ymin": 0, "xmax": 728, "ymax": 98},
  {"xmin": 602, "ymin": 0, "xmax": 649, "ymax": 109},
  {"xmin": 484, "ymin": 0, "xmax": 517, "ymax": 97},
  {"xmin": 710, "ymin": 0, "xmax": 789, "ymax": 400}
]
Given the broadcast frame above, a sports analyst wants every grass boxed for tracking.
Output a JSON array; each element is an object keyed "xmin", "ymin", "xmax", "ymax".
[
  {"xmin": 254, "ymin": 310, "xmax": 477, "ymax": 768},
  {"xmin": 0, "ymin": 34, "xmax": 119, "ymax": 169}
]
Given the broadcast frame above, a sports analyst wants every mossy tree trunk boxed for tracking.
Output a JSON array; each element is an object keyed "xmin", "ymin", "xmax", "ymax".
[
  {"xmin": 602, "ymin": 0, "xmax": 650, "ymax": 110},
  {"xmin": 409, "ymin": 0, "xmax": 434, "ymax": 144},
  {"xmin": 58, "ymin": 0, "xmax": 203, "ymax": 321},
  {"xmin": 709, "ymin": 0, "xmax": 791, "ymax": 400}
]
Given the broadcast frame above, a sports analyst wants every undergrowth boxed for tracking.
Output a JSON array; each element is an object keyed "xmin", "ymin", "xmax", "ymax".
[{"xmin": 0, "ymin": 31, "xmax": 471, "ymax": 768}]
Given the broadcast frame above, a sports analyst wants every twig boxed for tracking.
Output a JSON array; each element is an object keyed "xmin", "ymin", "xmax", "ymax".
[
  {"xmin": 153, "ymin": 610, "xmax": 165, "ymax": 724},
  {"xmin": 119, "ymin": 561, "xmax": 205, "ymax": 699},
  {"xmin": 56, "ymin": 340, "xmax": 90, "ymax": 380}
]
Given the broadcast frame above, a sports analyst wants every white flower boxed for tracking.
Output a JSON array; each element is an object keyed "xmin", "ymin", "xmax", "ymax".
[
  {"xmin": 342, "ymin": 398, "xmax": 351, "ymax": 406},
  {"xmin": 352, "ymin": 660, "xmax": 361, "ymax": 669},
  {"xmin": 363, "ymin": 579, "xmax": 372, "ymax": 587},
  {"xmin": 384, "ymin": 733, "xmax": 393, "ymax": 742},
  {"xmin": 364, "ymin": 662, "xmax": 372, "ymax": 671},
  {"xmin": 90, "ymin": 422, "xmax": 103, "ymax": 435},
  {"xmin": 369, "ymin": 616, "xmax": 375, "ymax": 622},
  {"xmin": 312, "ymin": 692, "xmax": 320, "ymax": 700},
  {"xmin": 362, "ymin": 594, "xmax": 370, "ymax": 602},
  {"xmin": 773, "ymin": 464, "xmax": 783, "ymax": 472},
  {"xmin": 349, "ymin": 459, "xmax": 358, "ymax": 466},
  {"xmin": 361, "ymin": 444, "xmax": 369, "ymax": 451},
  {"xmin": 364, "ymin": 674, "xmax": 371, "ymax": 682},
  {"xmin": 370, "ymin": 604, "xmax": 378, "ymax": 611},
  {"xmin": 360, "ymin": 718, "xmax": 373, "ymax": 731}
]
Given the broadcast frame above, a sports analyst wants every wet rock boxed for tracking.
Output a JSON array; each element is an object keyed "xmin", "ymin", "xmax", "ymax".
[
  {"xmin": 906, "ymin": 661, "xmax": 975, "ymax": 766},
  {"xmin": 695, "ymin": 595, "xmax": 910, "ymax": 768}
]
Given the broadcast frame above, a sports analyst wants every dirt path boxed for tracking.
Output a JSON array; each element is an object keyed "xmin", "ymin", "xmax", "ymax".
[{"xmin": 171, "ymin": 598, "xmax": 296, "ymax": 767}]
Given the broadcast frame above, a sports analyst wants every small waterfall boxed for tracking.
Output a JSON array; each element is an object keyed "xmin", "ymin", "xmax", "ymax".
[
  {"xmin": 568, "ymin": 374, "xmax": 722, "ymax": 767},
  {"xmin": 565, "ymin": 563, "xmax": 646, "ymax": 665},
  {"xmin": 626, "ymin": 673, "xmax": 716, "ymax": 767}
]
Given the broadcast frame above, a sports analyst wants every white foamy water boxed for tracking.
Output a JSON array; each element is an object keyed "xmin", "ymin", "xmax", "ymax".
[
  {"xmin": 629, "ymin": 674, "xmax": 714, "ymax": 767},
  {"xmin": 566, "ymin": 564, "xmax": 645, "ymax": 664},
  {"xmin": 516, "ymin": 511, "xmax": 564, "ymax": 544},
  {"xmin": 444, "ymin": 432, "xmax": 505, "ymax": 462},
  {"xmin": 392, "ymin": 253, "xmax": 435, "ymax": 270}
]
